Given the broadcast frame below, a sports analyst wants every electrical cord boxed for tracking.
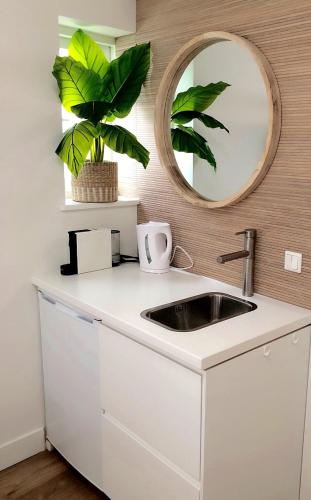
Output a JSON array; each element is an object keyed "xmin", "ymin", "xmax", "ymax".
[{"xmin": 170, "ymin": 245, "xmax": 194, "ymax": 270}]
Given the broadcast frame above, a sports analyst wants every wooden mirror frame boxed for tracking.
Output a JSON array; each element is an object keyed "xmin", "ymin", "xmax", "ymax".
[{"xmin": 154, "ymin": 31, "xmax": 281, "ymax": 209}]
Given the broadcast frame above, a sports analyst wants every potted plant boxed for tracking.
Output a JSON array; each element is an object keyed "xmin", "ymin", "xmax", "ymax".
[
  {"xmin": 52, "ymin": 30, "xmax": 151, "ymax": 202},
  {"xmin": 171, "ymin": 82, "xmax": 230, "ymax": 169}
]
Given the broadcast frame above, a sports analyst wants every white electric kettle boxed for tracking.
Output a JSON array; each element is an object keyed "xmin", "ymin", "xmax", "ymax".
[{"xmin": 137, "ymin": 221, "xmax": 172, "ymax": 273}]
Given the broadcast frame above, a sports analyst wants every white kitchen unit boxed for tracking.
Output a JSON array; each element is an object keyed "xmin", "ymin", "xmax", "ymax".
[
  {"xmin": 102, "ymin": 417, "xmax": 199, "ymax": 500},
  {"xmin": 100, "ymin": 325, "xmax": 310, "ymax": 500},
  {"xmin": 301, "ymin": 353, "xmax": 311, "ymax": 500},
  {"xmin": 33, "ymin": 264, "xmax": 311, "ymax": 500},
  {"xmin": 202, "ymin": 328, "xmax": 310, "ymax": 500},
  {"xmin": 38, "ymin": 292, "xmax": 103, "ymax": 491},
  {"xmin": 100, "ymin": 325, "xmax": 201, "ymax": 500},
  {"xmin": 100, "ymin": 325, "xmax": 201, "ymax": 479}
]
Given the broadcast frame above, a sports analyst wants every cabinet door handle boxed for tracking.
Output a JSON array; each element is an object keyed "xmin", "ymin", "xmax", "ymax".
[
  {"xmin": 40, "ymin": 293, "xmax": 56, "ymax": 305},
  {"xmin": 39, "ymin": 290, "xmax": 99, "ymax": 324},
  {"xmin": 263, "ymin": 345, "xmax": 271, "ymax": 357}
]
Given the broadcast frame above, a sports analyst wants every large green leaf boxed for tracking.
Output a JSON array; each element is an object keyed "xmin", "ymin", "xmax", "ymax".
[
  {"xmin": 171, "ymin": 125, "xmax": 216, "ymax": 169},
  {"xmin": 172, "ymin": 82, "xmax": 230, "ymax": 115},
  {"xmin": 71, "ymin": 101, "xmax": 113, "ymax": 125},
  {"xmin": 52, "ymin": 56, "xmax": 103, "ymax": 111},
  {"xmin": 101, "ymin": 43, "xmax": 151, "ymax": 118},
  {"xmin": 172, "ymin": 110, "xmax": 229, "ymax": 133},
  {"xmin": 69, "ymin": 29, "xmax": 109, "ymax": 78},
  {"xmin": 99, "ymin": 124, "xmax": 149, "ymax": 168},
  {"xmin": 105, "ymin": 113, "xmax": 117, "ymax": 122},
  {"xmin": 55, "ymin": 120, "xmax": 99, "ymax": 176}
]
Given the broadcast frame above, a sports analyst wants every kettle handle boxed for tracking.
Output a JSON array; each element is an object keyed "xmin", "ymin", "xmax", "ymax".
[{"xmin": 162, "ymin": 228, "xmax": 172, "ymax": 261}]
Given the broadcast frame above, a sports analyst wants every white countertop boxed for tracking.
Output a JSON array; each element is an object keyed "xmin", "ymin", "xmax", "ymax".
[{"xmin": 33, "ymin": 264, "xmax": 311, "ymax": 372}]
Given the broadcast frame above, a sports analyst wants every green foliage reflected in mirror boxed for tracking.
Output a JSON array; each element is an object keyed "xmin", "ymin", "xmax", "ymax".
[{"xmin": 171, "ymin": 82, "xmax": 230, "ymax": 170}]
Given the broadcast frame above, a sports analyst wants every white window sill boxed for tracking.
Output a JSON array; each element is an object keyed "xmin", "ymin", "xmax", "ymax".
[{"xmin": 61, "ymin": 196, "xmax": 140, "ymax": 211}]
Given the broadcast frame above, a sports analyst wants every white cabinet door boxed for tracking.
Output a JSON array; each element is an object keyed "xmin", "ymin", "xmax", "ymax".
[
  {"xmin": 102, "ymin": 415, "xmax": 200, "ymax": 500},
  {"xmin": 39, "ymin": 292, "xmax": 103, "ymax": 491},
  {"xmin": 100, "ymin": 324, "xmax": 201, "ymax": 480},
  {"xmin": 301, "ymin": 338, "xmax": 311, "ymax": 500},
  {"xmin": 202, "ymin": 327, "xmax": 310, "ymax": 500}
]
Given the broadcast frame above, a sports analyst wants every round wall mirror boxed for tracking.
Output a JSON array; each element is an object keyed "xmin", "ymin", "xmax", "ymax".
[{"xmin": 155, "ymin": 32, "xmax": 281, "ymax": 208}]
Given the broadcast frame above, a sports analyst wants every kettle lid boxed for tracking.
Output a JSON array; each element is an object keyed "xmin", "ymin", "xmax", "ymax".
[{"xmin": 138, "ymin": 221, "xmax": 170, "ymax": 228}]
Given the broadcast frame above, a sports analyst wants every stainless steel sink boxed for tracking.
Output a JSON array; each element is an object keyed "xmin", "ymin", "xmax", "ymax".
[{"xmin": 141, "ymin": 292, "xmax": 257, "ymax": 332}]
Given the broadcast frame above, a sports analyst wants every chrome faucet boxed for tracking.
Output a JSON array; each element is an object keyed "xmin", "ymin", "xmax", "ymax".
[{"xmin": 217, "ymin": 229, "xmax": 256, "ymax": 297}]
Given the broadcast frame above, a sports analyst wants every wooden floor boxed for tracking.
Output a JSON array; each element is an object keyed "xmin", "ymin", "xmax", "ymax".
[{"xmin": 0, "ymin": 451, "xmax": 109, "ymax": 499}]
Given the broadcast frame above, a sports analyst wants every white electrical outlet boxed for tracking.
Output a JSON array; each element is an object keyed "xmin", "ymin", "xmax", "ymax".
[{"xmin": 284, "ymin": 251, "xmax": 302, "ymax": 273}]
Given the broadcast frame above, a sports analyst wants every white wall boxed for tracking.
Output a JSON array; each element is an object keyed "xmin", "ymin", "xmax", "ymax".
[
  {"xmin": 0, "ymin": 0, "xmax": 136, "ymax": 470},
  {"xmin": 176, "ymin": 41, "xmax": 269, "ymax": 201},
  {"xmin": 59, "ymin": 0, "xmax": 135, "ymax": 36}
]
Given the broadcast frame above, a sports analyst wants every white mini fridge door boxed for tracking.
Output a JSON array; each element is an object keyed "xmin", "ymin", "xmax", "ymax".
[{"xmin": 38, "ymin": 291, "xmax": 103, "ymax": 491}]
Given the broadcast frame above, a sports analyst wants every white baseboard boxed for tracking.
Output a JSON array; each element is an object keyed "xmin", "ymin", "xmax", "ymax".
[{"xmin": 0, "ymin": 428, "xmax": 45, "ymax": 471}]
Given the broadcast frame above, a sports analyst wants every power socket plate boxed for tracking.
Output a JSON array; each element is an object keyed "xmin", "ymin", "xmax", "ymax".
[{"xmin": 284, "ymin": 251, "xmax": 302, "ymax": 273}]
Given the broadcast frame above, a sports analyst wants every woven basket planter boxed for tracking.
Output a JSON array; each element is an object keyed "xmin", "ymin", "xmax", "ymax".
[{"xmin": 71, "ymin": 161, "xmax": 118, "ymax": 203}]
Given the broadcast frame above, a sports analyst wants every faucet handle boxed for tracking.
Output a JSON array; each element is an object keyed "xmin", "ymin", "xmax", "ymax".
[{"xmin": 235, "ymin": 228, "xmax": 257, "ymax": 238}]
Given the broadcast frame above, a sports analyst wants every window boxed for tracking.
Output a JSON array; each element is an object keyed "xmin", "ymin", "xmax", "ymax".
[{"xmin": 58, "ymin": 29, "xmax": 115, "ymax": 199}]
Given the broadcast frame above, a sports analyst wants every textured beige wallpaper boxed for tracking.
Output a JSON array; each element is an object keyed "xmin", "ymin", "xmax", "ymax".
[{"xmin": 117, "ymin": 0, "xmax": 311, "ymax": 308}]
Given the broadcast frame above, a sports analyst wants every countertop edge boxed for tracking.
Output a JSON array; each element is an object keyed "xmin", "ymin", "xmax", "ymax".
[
  {"xmin": 32, "ymin": 275, "xmax": 311, "ymax": 373},
  {"xmin": 201, "ymin": 320, "xmax": 311, "ymax": 369},
  {"xmin": 33, "ymin": 277, "xmax": 204, "ymax": 372}
]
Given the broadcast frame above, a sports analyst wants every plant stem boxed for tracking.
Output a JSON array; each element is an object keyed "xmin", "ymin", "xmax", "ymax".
[
  {"xmin": 90, "ymin": 137, "xmax": 104, "ymax": 163},
  {"xmin": 100, "ymin": 137, "xmax": 105, "ymax": 161},
  {"xmin": 95, "ymin": 136, "xmax": 100, "ymax": 162},
  {"xmin": 90, "ymin": 140, "xmax": 94, "ymax": 162}
]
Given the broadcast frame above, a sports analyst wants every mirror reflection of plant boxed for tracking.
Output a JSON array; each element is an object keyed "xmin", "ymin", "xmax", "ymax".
[
  {"xmin": 171, "ymin": 82, "xmax": 230, "ymax": 169},
  {"xmin": 52, "ymin": 30, "xmax": 151, "ymax": 177}
]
